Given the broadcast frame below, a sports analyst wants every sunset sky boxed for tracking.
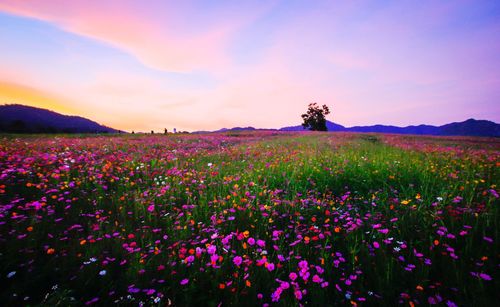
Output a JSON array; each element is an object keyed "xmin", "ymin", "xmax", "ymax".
[{"xmin": 1, "ymin": 0, "xmax": 499, "ymax": 132}]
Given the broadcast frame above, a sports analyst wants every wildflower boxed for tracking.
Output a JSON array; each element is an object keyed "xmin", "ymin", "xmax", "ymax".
[
  {"xmin": 207, "ymin": 245, "xmax": 216, "ymax": 255},
  {"xmin": 256, "ymin": 239, "xmax": 266, "ymax": 248},
  {"xmin": 233, "ymin": 256, "xmax": 243, "ymax": 266},
  {"xmin": 289, "ymin": 272, "xmax": 298, "ymax": 281},
  {"xmin": 180, "ymin": 278, "xmax": 189, "ymax": 285},
  {"xmin": 479, "ymin": 273, "xmax": 492, "ymax": 281},
  {"xmin": 312, "ymin": 274, "xmax": 322, "ymax": 283},
  {"xmin": 247, "ymin": 237, "xmax": 255, "ymax": 246},
  {"xmin": 47, "ymin": 248, "xmax": 55, "ymax": 255},
  {"xmin": 7, "ymin": 271, "xmax": 16, "ymax": 278},
  {"xmin": 99, "ymin": 270, "xmax": 107, "ymax": 276},
  {"xmin": 147, "ymin": 205, "xmax": 155, "ymax": 212},
  {"xmin": 267, "ymin": 263, "xmax": 275, "ymax": 271}
]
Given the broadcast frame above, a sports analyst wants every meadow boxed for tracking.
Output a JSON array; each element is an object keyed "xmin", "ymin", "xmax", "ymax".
[{"xmin": 0, "ymin": 132, "xmax": 498, "ymax": 306}]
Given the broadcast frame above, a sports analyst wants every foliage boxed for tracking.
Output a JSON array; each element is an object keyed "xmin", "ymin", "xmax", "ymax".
[{"xmin": 301, "ymin": 103, "xmax": 331, "ymax": 131}]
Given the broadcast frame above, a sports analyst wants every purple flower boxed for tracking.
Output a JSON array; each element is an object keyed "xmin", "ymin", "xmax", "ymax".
[
  {"xmin": 180, "ymin": 278, "xmax": 189, "ymax": 285},
  {"xmin": 479, "ymin": 273, "xmax": 492, "ymax": 281},
  {"xmin": 247, "ymin": 237, "xmax": 255, "ymax": 245},
  {"xmin": 207, "ymin": 245, "xmax": 216, "ymax": 255}
]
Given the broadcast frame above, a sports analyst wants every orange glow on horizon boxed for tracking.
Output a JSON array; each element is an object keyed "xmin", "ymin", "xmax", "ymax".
[{"xmin": 0, "ymin": 81, "xmax": 79, "ymax": 116}]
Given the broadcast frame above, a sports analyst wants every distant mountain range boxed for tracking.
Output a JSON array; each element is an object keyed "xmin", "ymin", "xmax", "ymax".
[
  {"xmin": 0, "ymin": 104, "xmax": 120, "ymax": 133},
  {"xmin": 1, "ymin": 104, "xmax": 498, "ymax": 137},
  {"xmin": 279, "ymin": 119, "xmax": 500, "ymax": 137},
  {"xmin": 200, "ymin": 118, "xmax": 499, "ymax": 137}
]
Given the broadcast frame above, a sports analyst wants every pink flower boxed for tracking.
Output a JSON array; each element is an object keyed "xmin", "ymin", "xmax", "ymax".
[
  {"xmin": 312, "ymin": 274, "xmax": 322, "ymax": 283},
  {"xmin": 180, "ymin": 278, "xmax": 189, "ymax": 285},
  {"xmin": 233, "ymin": 256, "xmax": 243, "ymax": 266},
  {"xmin": 147, "ymin": 204, "xmax": 155, "ymax": 212},
  {"xmin": 247, "ymin": 237, "xmax": 255, "ymax": 245},
  {"xmin": 373, "ymin": 241, "xmax": 380, "ymax": 249},
  {"xmin": 256, "ymin": 239, "xmax": 266, "ymax": 247},
  {"xmin": 207, "ymin": 245, "xmax": 216, "ymax": 255},
  {"xmin": 289, "ymin": 272, "xmax": 298, "ymax": 281},
  {"xmin": 267, "ymin": 263, "xmax": 275, "ymax": 271},
  {"xmin": 294, "ymin": 290, "xmax": 303, "ymax": 300}
]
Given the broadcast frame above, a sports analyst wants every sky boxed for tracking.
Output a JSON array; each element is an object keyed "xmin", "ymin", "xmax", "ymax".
[{"xmin": 0, "ymin": 0, "xmax": 499, "ymax": 132}]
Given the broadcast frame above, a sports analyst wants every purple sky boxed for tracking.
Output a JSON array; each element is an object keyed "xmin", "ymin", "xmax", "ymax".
[{"xmin": 1, "ymin": 0, "xmax": 499, "ymax": 131}]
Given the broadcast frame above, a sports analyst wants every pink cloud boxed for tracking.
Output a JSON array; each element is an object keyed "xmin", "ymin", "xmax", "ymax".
[{"xmin": 0, "ymin": 0, "xmax": 274, "ymax": 73}]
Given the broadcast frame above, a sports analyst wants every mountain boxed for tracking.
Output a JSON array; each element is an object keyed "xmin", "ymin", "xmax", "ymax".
[
  {"xmin": 216, "ymin": 126, "xmax": 257, "ymax": 132},
  {"xmin": 281, "ymin": 122, "xmax": 346, "ymax": 132},
  {"xmin": 0, "ymin": 104, "xmax": 121, "ymax": 133},
  {"xmin": 280, "ymin": 119, "xmax": 500, "ymax": 137}
]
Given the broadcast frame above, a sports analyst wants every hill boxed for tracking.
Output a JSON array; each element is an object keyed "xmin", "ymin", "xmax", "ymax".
[
  {"xmin": 280, "ymin": 119, "xmax": 500, "ymax": 137},
  {"xmin": 0, "ymin": 104, "xmax": 121, "ymax": 133}
]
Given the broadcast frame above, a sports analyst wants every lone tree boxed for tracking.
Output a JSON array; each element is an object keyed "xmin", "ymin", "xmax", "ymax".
[{"xmin": 301, "ymin": 103, "xmax": 330, "ymax": 131}]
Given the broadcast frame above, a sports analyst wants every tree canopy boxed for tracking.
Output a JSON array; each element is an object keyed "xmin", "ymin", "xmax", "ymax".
[{"xmin": 301, "ymin": 103, "xmax": 330, "ymax": 131}]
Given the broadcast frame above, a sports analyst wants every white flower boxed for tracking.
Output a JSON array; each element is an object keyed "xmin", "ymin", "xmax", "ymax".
[
  {"xmin": 7, "ymin": 271, "xmax": 16, "ymax": 278},
  {"xmin": 207, "ymin": 162, "xmax": 213, "ymax": 167},
  {"xmin": 99, "ymin": 270, "xmax": 107, "ymax": 276},
  {"xmin": 437, "ymin": 197, "xmax": 443, "ymax": 201}
]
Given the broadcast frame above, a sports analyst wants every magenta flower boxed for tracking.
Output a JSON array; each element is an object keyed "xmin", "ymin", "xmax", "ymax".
[
  {"xmin": 267, "ymin": 263, "xmax": 275, "ymax": 271},
  {"xmin": 247, "ymin": 237, "xmax": 255, "ymax": 245},
  {"xmin": 479, "ymin": 273, "xmax": 492, "ymax": 281},
  {"xmin": 207, "ymin": 245, "xmax": 216, "ymax": 255},
  {"xmin": 180, "ymin": 278, "xmax": 189, "ymax": 285},
  {"xmin": 312, "ymin": 274, "xmax": 322, "ymax": 283},
  {"xmin": 256, "ymin": 239, "xmax": 265, "ymax": 247},
  {"xmin": 373, "ymin": 241, "xmax": 380, "ymax": 249},
  {"xmin": 233, "ymin": 256, "xmax": 243, "ymax": 266},
  {"xmin": 147, "ymin": 204, "xmax": 155, "ymax": 212},
  {"xmin": 289, "ymin": 272, "xmax": 298, "ymax": 281},
  {"xmin": 185, "ymin": 255, "xmax": 195, "ymax": 263}
]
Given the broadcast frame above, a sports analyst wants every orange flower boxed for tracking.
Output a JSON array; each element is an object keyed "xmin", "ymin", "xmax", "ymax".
[
  {"xmin": 27, "ymin": 226, "xmax": 33, "ymax": 232},
  {"xmin": 245, "ymin": 280, "xmax": 251, "ymax": 287},
  {"xmin": 80, "ymin": 240, "xmax": 87, "ymax": 245},
  {"xmin": 433, "ymin": 240, "xmax": 439, "ymax": 246},
  {"xmin": 47, "ymin": 248, "xmax": 55, "ymax": 255},
  {"xmin": 334, "ymin": 227, "xmax": 341, "ymax": 233}
]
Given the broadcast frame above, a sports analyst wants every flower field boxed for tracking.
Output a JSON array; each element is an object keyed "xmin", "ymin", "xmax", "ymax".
[{"xmin": 0, "ymin": 132, "xmax": 498, "ymax": 306}]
